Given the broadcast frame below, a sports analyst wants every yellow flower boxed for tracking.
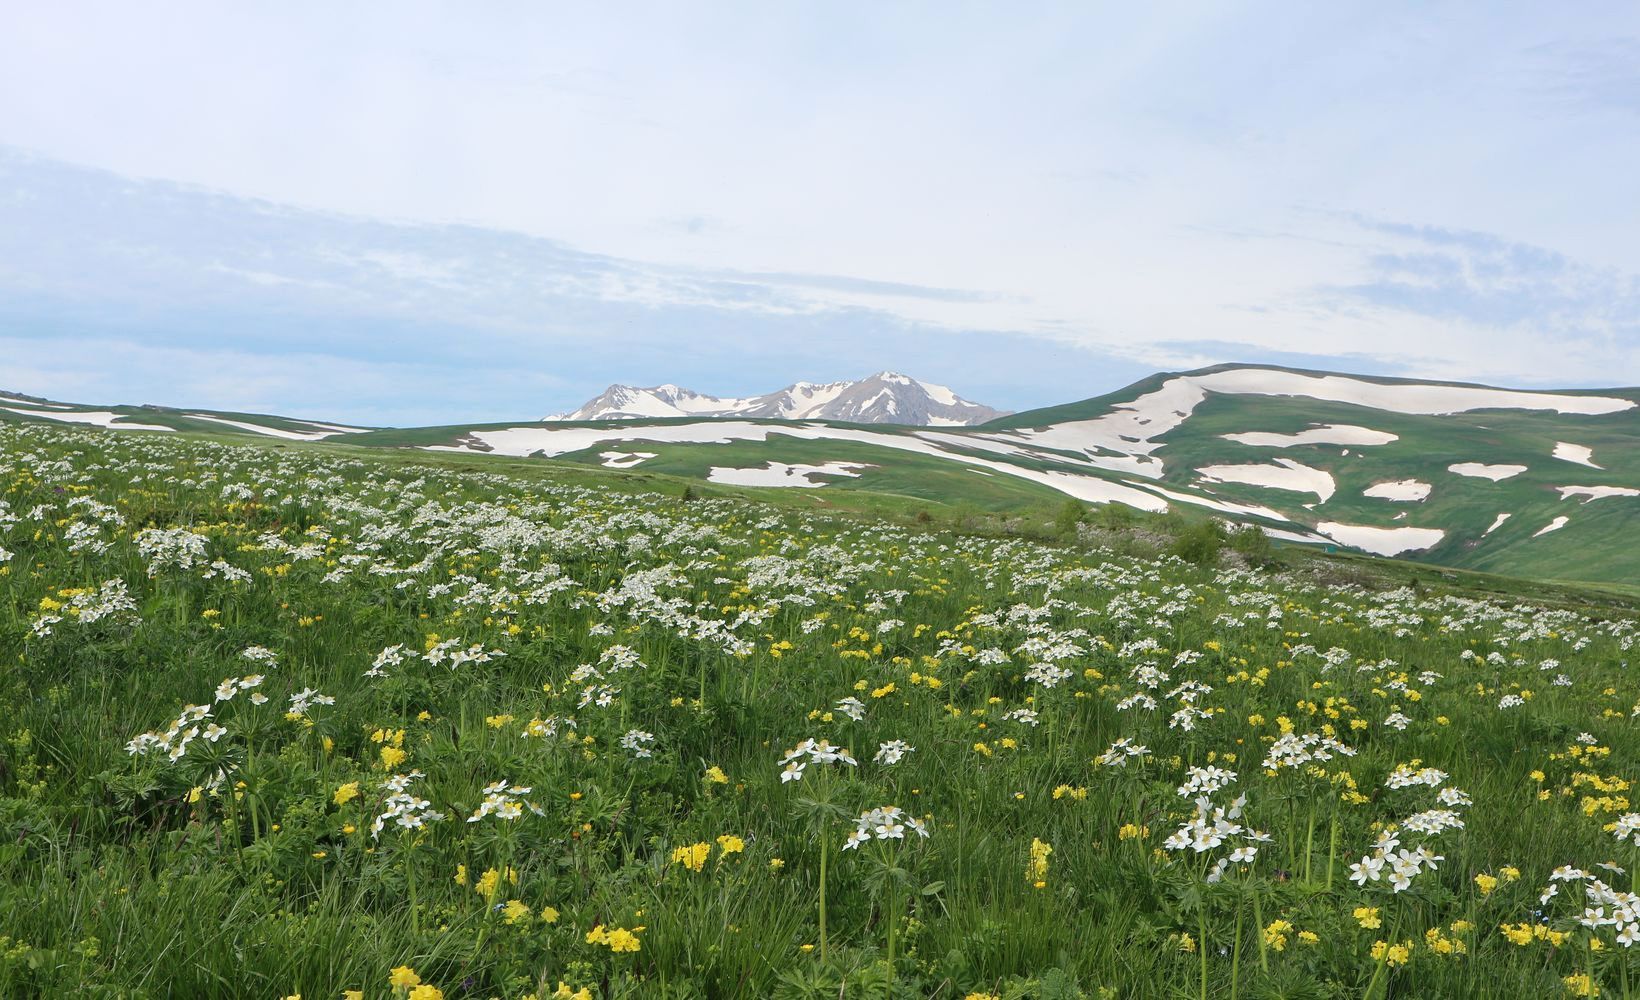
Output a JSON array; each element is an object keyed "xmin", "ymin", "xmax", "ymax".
[
  {"xmin": 587, "ymin": 924, "xmax": 642, "ymax": 952},
  {"xmin": 474, "ymin": 867, "xmax": 502, "ymax": 900},
  {"xmin": 1354, "ymin": 906, "xmax": 1381, "ymax": 930},
  {"xmin": 716, "ymin": 834, "xmax": 745, "ymax": 856},
  {"xmin": 605, "ymin": 927, "xmax": 641, "ymax": 952},
  {"xmin": 389, "ymin": 965, "xmax": 421, "ymax": 988},
  {"xmin": 704, "ymin": 765, "xmax": 729, "ymax": 784},
  {"xmin": 541, "ymin": 905, "xmax": 560, "ymax": 924},
  {"xmin": 344, "ymin": 992, "xmax": 364, "ymax": 1000},
  {"xmin": 407, "ymin": 987, "xmax": 444, "ymax": 1000},
  {"xmin": 1564, "ymin": 972, "xmax": 1600, "ymax": 997},
  {"xmin": 502, "ymin": 899, "xmax": 532, "ymax": 924},
  {"xmin": 1474, "ymin": 873, "xmax": 1498, "ymax": 896},
  {"xmin": 671, "ymin": 842, "xmax": 712, "ymax": 872},
  {"xmin": 1263, "ymin": 919, "xmax": 1293, "ymax": 952},
  {"xmin": 1500, "ymin": 923, "xmax": 1536, "ymax": 946},
  {"xmin": 453, "ymin": 864, "xmax": 467, "ymax": 885},
  {"xmin": 769, "ymin": 858, "xmax": 785, "ymax": 871},
  {"xmin": 379, "ymin": 746, "xmax": 407, "ymax": 769},
  {"xmin": 1027, "ymin": 838, "xmax": 1052, "ymax": 884},
  {"xmin": 332, "ymin": 781, "xmax": 360, "ymax": 806}
]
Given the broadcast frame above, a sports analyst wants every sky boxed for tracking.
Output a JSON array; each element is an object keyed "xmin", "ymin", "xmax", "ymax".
[{"xmin": 2, "ymin": 2, "xmax": 1639, "ymax": 425}]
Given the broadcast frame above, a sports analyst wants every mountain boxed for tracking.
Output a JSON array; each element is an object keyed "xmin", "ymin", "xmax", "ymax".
[
  {"xmin": 545, "ymin": 372, "xmax": 1009, "ymax": 426},
  {"xmin": 9, "ymin": 363, "xmax": 1640, "ymax": 586}
]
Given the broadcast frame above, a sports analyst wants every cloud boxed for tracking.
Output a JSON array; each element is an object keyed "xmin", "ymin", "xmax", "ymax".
[
  {"xmin": 1312, "ymin": 218, "xmax": 1640, "ymax": 378},
  {"xmin": 1524, "ymin": 38, "xmax": 1640, "ymax": 117},
  {"xmin": 0, "ymin": 149, "xmax": 1151, "ymax": 420}
]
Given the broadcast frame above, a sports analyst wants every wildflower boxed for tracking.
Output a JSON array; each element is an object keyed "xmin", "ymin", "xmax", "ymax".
[
  {"xmin": 408, "ymin": 987, "xmax": 444, "ymax": 1000},
  {"xmin": 777, "ymin": 738, "xmax": 858, "ymax": 781},
  {"xmin": 672, "ymin": 843, "xmax": 711, "ymax": 872},
  {"xmin": 1475, "ymin": 873, "xmax": 1498, "ymax": 896},
  {"xmin": 704, "ymin": 765, "xmax": 728, "ymax": 784},
  {"xmin": 389, "ymin": 965, "xmax": 421, "ymax": 989},
  {"xmin": 586, "ymin": 924, "xmax": 643, "ymax": 952},
  {"xmin": 1028, "ymin": 838, "xmax": 1052, "ymax": 885},
  {"xmin": 1354, "ymin": 907, "xmax": 1382, "ymax": 930},
  {"xmin": 1263, "ymin": 919, "xmax": 1293, "ymax": 951},
  {"xmin": 874, "ymin": 740, "xmax": 914, "ymax": 765},
  {"xmin": 467, "ymin": 779, "xmax": 543, "ymax": 823},
  {"xmin": 502, "ymin": 899, "xmax": 532, "ymax": 924},
  {"xmin": 370, "ymin": 771, "xmax": 444, "ymax": 838},
  {"xmin": 332, "ymin": 782, "xmax": 360, "ymax": 807},
  {"xmin": 843, "ymin": 806, "xmax": 929, "ymax": 850},
  {"xmin": 619, "ymin": 729, "xmax": 656, "ymax": 758},
  {"xmin": 716, "ymin": 834, "xmax": 745, "ymax": 856}
]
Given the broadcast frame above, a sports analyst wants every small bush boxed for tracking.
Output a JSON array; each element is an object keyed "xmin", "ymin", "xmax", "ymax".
[
  {"xmin": 1228, "ymin": 524, "xmax": 1278, "ymax": 566},
  {"xmin": 1167, "ymin": 518, "xmax": 1226, "ymax": 566}
]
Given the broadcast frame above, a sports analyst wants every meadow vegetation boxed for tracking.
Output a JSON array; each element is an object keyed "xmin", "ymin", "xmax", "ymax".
[{"xmin": 3, "ymin": 423, "xmax": 1640, "ymax": 998}]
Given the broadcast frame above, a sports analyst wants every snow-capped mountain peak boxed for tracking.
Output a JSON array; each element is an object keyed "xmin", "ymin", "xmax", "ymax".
[{"xmin": 546, "ymin": 373, "xmax": 1008, "ymax": 426}]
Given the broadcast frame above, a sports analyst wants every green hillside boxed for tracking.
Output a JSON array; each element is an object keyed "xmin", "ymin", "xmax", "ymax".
[{"xmin": 7, "ymin": 363, "xmax": 1640, "ymax": 586}]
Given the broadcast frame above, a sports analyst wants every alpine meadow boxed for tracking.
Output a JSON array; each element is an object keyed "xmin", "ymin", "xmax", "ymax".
[{"xmin": 5, "ymin": 415, "xmax": 1640, "ymax": 999}]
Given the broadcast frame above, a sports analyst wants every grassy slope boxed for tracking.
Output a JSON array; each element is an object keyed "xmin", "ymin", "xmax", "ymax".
[
  {"xmin": 135, "ymin": 428, "xmax": 1640, "ymax": 608},
  {"xmin": 10, "ymin": 361, "xmax": 1640, "ymax": 585},
  {"xmin": 10, "ymin": 421, "xmax": 1640, "ymax": 997},
  {"xmin": 1147, "ymin": 392, "xmax": 1640, "ymax": 584}
]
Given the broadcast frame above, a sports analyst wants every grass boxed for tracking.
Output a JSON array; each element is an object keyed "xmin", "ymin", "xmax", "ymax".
[{"xmin": 5, "ymin": 421, "xmax": 1640, "ymax": 997}]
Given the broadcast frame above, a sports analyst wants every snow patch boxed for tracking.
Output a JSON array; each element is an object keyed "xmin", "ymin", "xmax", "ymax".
[
  {"xmin": 599, "ymin": 451, "xmax": 656, "ymax": 469},
  {"xmin": 1195, "ymin": 459, "xmax": 1336, "ymax": 502},
  {"xmin": 707, "ymin": 462, "xmax": 872, "ymax": 488},
  {"xmin": 1448, "ymin": 463, "xmax": 1526, "ymax": 481},
  {"xmin": 1484, "ymin": 513, "xmax": 1511, "ymax": 535},
  {"xmin": 1221, "ymin": 424, "xmax": 1398, "ymax": 448},
  {"xmin": 916, "ymin": 379, "xmax": 959, "ymax": 406},
  {"xmin": 1363, "ymin": 479, "xmax": 1432, "ymax": 502},
  {"xmin": 181, "ymin": 413, "xmax": 352, "ymax": 441},
  {"xmin": 1316, "ymin": 522, "xmax": 1445, "ymax": 556},
  {"xmin": 1556, "ymin": 485, "xmax": 1640, "ymax": 503},
  {"xmin": 1553, "ymin": 442, "xmax": 1602, "ymax": 468},
  {"xmin": 1534, "ymin": 516, "xmax": 1570, "ymax": 537},
  {"xmin": 3, "ymin": 407, "xmax": 175, "ymax": 432}
]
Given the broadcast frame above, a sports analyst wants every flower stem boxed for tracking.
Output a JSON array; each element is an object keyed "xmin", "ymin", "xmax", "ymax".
[{"xmin": 819, "ymin": 834, "xmax": 829, "ymax": 963}]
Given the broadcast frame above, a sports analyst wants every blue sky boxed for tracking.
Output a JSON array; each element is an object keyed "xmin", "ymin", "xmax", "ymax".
[{"xmin": 2, "ymin": 3, "xmax": 1638, "ymax": 425}]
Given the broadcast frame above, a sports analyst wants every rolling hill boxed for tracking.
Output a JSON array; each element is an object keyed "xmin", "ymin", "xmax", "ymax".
[{"xmin": 5, "ymin": 363, "xmax": 1639, "ymax": 584}]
